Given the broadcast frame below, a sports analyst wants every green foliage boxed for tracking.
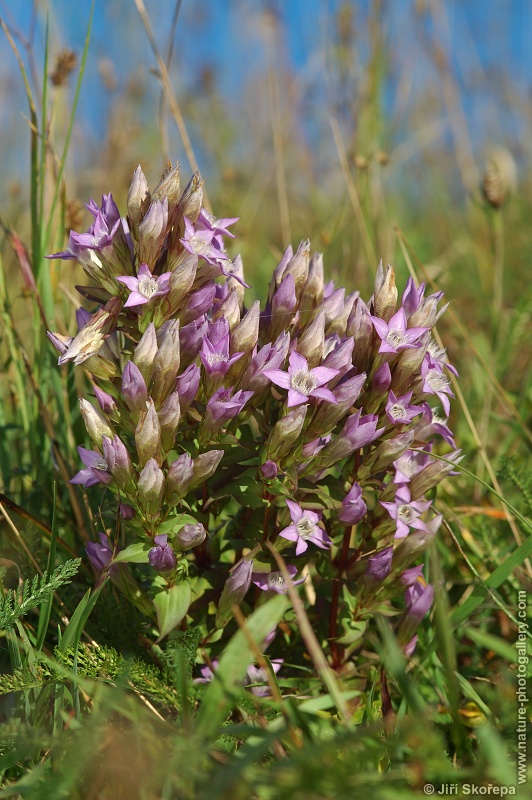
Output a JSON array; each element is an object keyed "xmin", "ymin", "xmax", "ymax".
[{"xmin": 0, "ymin": 559, "xmax": 80, "ymax": 630}]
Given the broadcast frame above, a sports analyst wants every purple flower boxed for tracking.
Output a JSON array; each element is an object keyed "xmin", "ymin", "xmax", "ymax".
[
  {"xmin": 365, "ymin": 546, "xmax": 393, "ymax": 583},
  {"xmin": 179, "ymin": 317, "xmax": 209, "ymax": 366},
  {"xmin": 216, "ymin": 559, "xmax": 254, "ymax": 625},
  {"xmin": 197, "ymin": 209, "xmax": 238, "ymax": 248},
  {"xmin": 339, "ymin": 482, "xmax": 367, "ymax": 525},
  {"xmin": 70, "ymin": 446, "xmax": 112, "ymax": 487},
  {"xmin": 175, "ymin": 523, "xmax": 207, "ymax": 551},
  {"xmin": 117, "ymin": 262, "xmax": 171, "ymax": 307},
  {"xmin": 264, "ymin": 351, "xmax": 339, "ymax": 408},
  {"xmin": 385, "ymin": 390, "xmax": 424, "ymax": 425},
  {"xmin": 393, "ymin": 448, "xmax": 432, "ymax": 485},
  {"xmin": 180, "ymin": 216, "xmax": 230, "ymax": 266},
  {"xmin": 200, "ymin": 319, "xmax": 243, "ymax": 377},
  {"xmin": 420, "ymin": 359, "xmax": 454, "ymax": 417},
  {"xmin": 252, "ymin": 565, "xmax": 305, "ymax": 593},
  {"xmin": 148, "ymin": 534, "xmax": 177, "ymax": 572},
  {"xmin": 380, "ymin": 485, "xmax": 432, "ymax": 539},
  {"xmin": 279, "ymin": 499, "xmax": 332, "ymax": 555},
  {"xmin": 260, "ymin": 460, "xmax": 279, "ymax": 480},
  {"xmin": 245, "ymin": 659, "xmax": 283, "ymax": 696},
  {"xmin": 413, "ymin": 403, "xmax": 455, "ymax": 447},
  {"xmin": 176, "ymin": 363, "xmax": 201, "ymax": 413},
  {"xmin": 202, "ymin": 387, "xmax": 253, "ymax": 439},
  {"xmin": 405, "ymin": 580, "xmax": 434, "ymax": 624},
  {"xmin": 371, "ymin": 308, "xmax": 427, "ymax": 355},
  {"xmin": 86, "ymin": 533, "xmax": 117, "ymax": 574},
  {"xmin": 241, "ymin": 332, "xmax": 290, "ymax": 392}
]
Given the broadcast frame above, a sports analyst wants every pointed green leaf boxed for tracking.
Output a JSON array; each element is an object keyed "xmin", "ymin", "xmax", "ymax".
[
  {"xmin": 154, "ymin": 580, "xmax": 191, "ymax": 640},
  {"xmin": 113, "ymin": 541, "xmax": 152, "ymax": 564}
]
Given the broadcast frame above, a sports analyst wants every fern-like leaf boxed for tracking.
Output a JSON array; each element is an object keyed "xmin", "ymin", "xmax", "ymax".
[{"xmin": 0, "ymin": 558, "xmax": 81, "ymax": 630}]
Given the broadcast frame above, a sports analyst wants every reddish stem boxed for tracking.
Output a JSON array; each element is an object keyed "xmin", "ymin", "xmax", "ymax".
[{"xmin": 329, "ymin": 525, "xmax": 353, "ymax": 668}]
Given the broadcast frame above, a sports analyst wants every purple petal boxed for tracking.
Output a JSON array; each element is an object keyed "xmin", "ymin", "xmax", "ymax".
[{"xmin": 263, "ymin": 369, "xmax": 291, "ymax": 390}]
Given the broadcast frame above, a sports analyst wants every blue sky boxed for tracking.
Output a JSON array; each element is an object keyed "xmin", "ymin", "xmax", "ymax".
[{"xmin": 1, "ymin": 1, "xmax": 531, "ymax": 185}]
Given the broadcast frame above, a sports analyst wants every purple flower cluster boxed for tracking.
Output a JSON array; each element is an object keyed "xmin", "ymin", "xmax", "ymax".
[{"xmin": 48, "ymin": 164, "xmax": 459, "ymax": 658}]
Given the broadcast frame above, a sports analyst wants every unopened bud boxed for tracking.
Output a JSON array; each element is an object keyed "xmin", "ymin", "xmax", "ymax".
[
  {"xmin": 283, "ymin": 239, "xmax": 310, "ymax": 296},
  {"xmin": 79, "ymin": 398, "xmax": 113, "ymax": 446},
  {"xmin": 135, "ymin": 398, "xmax": 162, "ymax": 466},
  {"xmin": 177, "ymin": 172, "xmax": 203, "ymax": 224},
  {"xmin": 152, "ymin": 162, "xmax": 181, "ymax": 213},
  {"xmin": 175, "ymin": 522, "xmax": 206, "ymax": 551},
  {"xmin": 216, "ymin": 559, "xmax": 253, "ymax": 627},
  {"xmin": 189, "ymin": 450, "xmax": 224, "ymax": 490},
  {"xmin": 137, "ymin": 198, "xmax": 168, "ymax": 266},
  {"xmin": 297, "ymin": 309, "xmax": 325, "ymax": 368},
  {"xmin": 373, "ymin": 261, "xmax": 397, "ymax": 322},
  {"xmin": 304, "ymin": 251, "xmax": 324, "ymax": 305},
  {"xmin": 151, "ymin": 320, "xmax": 180, "ymax": 408},
  {"xmin": 266, "ymin": 404, "xmax": 308, "ymax": 461},
  {"xmin": 230, "ymin": 300, "xmax": 260, "ymax": 355},
  {"xmin": 133, "ymin": 323, "xmax": 158, "ymax": 385},
  {"xmin": 122, "ymin": 360, "xmax": 148, "ymax": 418},
  {"xmin": 214, "ymin": 289, "xmax": 240, "ymax": 329},
  {"xmin": 167, "ymin": 452, "xmax": 194, "ymax": 504},
  {"xmin": 149, "ymin": 534, "xmax": 177, "ymax": 572},
  {"xmin": 137, "ymin": 459, "xmax": 165, "ymax": 521},
  {"xmin": 127, "ymin": 165, "xmax": 150, "ymax": 239},
  {"xmin": 158, "ymin": 391, "xmax": 181, "ymax": 453}
]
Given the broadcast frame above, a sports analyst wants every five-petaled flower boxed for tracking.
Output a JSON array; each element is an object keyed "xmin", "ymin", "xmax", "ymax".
[
  {"xmin": 117, "ymin": 262, "xmax": 171, "ymax": 307},
  {"xmin": 371, "ymin": 308, "xmax": 427, "ymax": 355},
  {"xmin": 264, "ymin": 351, "xmax": 339, "ymax": 408},
  {"xmin": 279, "ymin": 499, "xmax": 332, "ymax": 555},
  {"xmin": 380, "ymin": 485, "xmax": 432, "ymax": 539}
]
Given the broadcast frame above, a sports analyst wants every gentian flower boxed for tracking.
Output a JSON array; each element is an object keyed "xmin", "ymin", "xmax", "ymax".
[
  {"xmin": 339, "ymin": 481, "xmax": 367, "ymax": 525},
  {"xmin": 70, "ymin": 446, "xmax": 112, "ymax": 487},
  {"xmin": 252, "ymin": 565, "xmax": 306, "ymax": 593},
  {"xmin": 148, "ymin": 534, "xmax": 177, "ymax": 572},
  {"xmin": 380, "ymin": 485, "xmax": 432, "ymax": 539},
  {"xmin": 371, "ymin": 308, "xmax": 427, "ymax": 355},
  {"xmin": 420, "ymin": 359, "xmax": 454, "ymax": 416},
  {"xmin": 117, "ymin": 262, "xmax": 171, "ymax": 307},
  {"xmin": 180, "ymin": 216, "xmax": 230, "ymax": 266},
  {"xmin": 264, "ymin": 350, "xmax": 339, "ymax": 408},
  {"xmin": 364, "ymin": 546, "xmax": 393, "ymax": 583},
  {"xmin": 279, "ymin": 499, "xmax": 332, "ymax": 555},
  {"xmin": 200, "ymin": 319, "xmax": 243, "ymax": 377},
  {"xmin": 86, "ymin": 532, "xmax": 118, "ymax": 575},
  {"xmin": 385, "ymin": 390, "xmax": 424, "ymax": 425}
]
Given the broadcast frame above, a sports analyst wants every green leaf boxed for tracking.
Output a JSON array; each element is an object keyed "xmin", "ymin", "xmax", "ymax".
[
  {"xmin": 59, "ymin": 583, "xmax": 104, "ymax": 654},
  {"xmin": 195, "ymin": 594, "xmax": 288, "ymax": 739},
  {"xmin": 153, "ymin": 580, "xmax": 191, "ymax": 640},
  {"xmin": 113, "ymin": 541, "xmax": 152, "ymax": 564}
]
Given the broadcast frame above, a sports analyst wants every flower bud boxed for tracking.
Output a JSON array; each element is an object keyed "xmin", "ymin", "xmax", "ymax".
[
  {"xmin": 364, "ymin": 546, "xmax": 393, "ymax": 585},
  {"xmin": 152, "ymin": 162, "xmax": 181, "ymax": 213},
  {"xmin": 347, "ymin": 298, "xmax": 374, "ymax": 371},
  {"xmin": 122, "ymin": 360, "xmax": 148, "ymax": 417},
  {"xmin": 137, "ymin": 458, "xmax": 165, "ymax": 520},
  {"xmin": 216, "ymin": 559, "xmax": 253, "ymax": 627},
  {"xmin": 177, "ymin": 172, "xmax": 204, "ymax": 224},
  {"xmin": 283, "ymin": 239, "xmax": 310, "ymax": 296},
  {"xmin": 158, "ymin": 391, "xmax": 181, "ymax": 453},
  {"xmin": 227, "ymin": 254, "xmax": 247, "ymax": 307},
  {"xmin": 328, "ymin": 291, "xmax": 357, "ymax": 335},
  {"xmin": 102, "ymin": 434, "xmax": 134, "ymax": 491},
  {"xmin": 79, "ymin": 398, "xmax": 114, "ymax": 446},
  {"xmin": 321, "ymin": 336, "xmax": 354, "ymax": 375},
  {"xmin": 297, "ymin": 310, "xmax": 325, "ymax": 368},
  {"xmin": 167, "ymin": 452, "xmax": 194, "ymax": 504},
  {"xmin": 408, "ymin": 451, "xmax": 463, "ymax": 499},
  {"xmin": 149, "ymin": 534, "xmax": 177, "ymax": 572},
  {"xmin": 189, "ymin": 450, "xmax": 224, "ymax": 490},
  {"xmin": 270, "ymin": 274, "xmax": 297, "ymax": 338},
  {"xmin": 175, "ymin": 522, "xmax": 206, "ymax": 551},
  {"xmin": 372, "ymin": 362, "xmax": 392, "ymax": 394},
  {"xmin": 93, "ymin": 385, "xmax": 118, "ymax": 416},
  {"xmin": 390, "ymin": 331, "xmax": 430, "ymax": 395},
  {"xmin": 176, "ymin": 363, "xmax": 200, "ymax": 415},
  {"xmin": 318, "ymin": 288, "xmax": 345, "ymax": 327},
  {"xmin": 339, "ymin": 481, "xmax": 367, "ymax": 525},
  {"xmin": 133, "ymin": 323, "xmax": 158, "ymax": 385},
  {"xmin": 151, "ymin": 320, "xmax": 180, "ymax": 408},
  {"xmin": 305, "ymin": 372, "xmax": 366, "ymax": 439},
  {"xmin": 127, "ymin": 165, "xmax": 150, "ymax": 240},
  {"xmin": 303, "ymin": 251, "xmax": 324, "ymax": 306},
  {"xmin": 230, "ymin": 300, "xmax": 260, "ymax": 355},
  {"xmin": 358, "ymin": 431, "xmax": 414, "ymax": 478},
  {"xmin": 373, "ymin": 261, "xmax": 397, "ymax": 322},
  {"xmin": 179, "ymin": 316, "xmax": 208, "ymax": 368},
  {"xmin": 266, "ymin": 404, "xmax": 308, "ymax": 461},
  {"xmin": 260, "ymin": 460, "xmax": 279, "ymax": 480},
  {"xmin": 137, "ymin": 198, "xmax": 168, "ymax": 267},
  {"xmin": 180, "ymin": 285, "xmax": 216, "ymax": 326},
  {"xmin": 165, "ymin": 254, "xmax": 198, "ymax": 313},
  {"xmin": 214, "ymin": 288, "xmax": 240, "ymax": 329},
  {"xmin": 135, "ymin": 398, "xmax": 162, "ymax": 466}
]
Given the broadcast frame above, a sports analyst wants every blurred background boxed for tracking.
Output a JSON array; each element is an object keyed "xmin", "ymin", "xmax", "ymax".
[{"xmin": 1, "ymin": 0, "xmax": 531, "ymax": 477}]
